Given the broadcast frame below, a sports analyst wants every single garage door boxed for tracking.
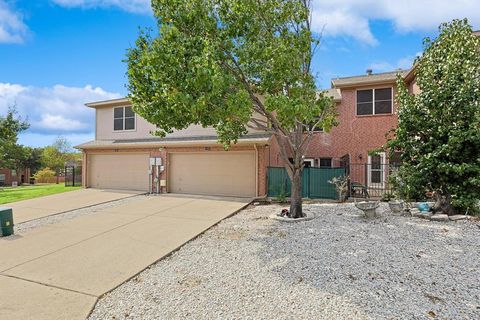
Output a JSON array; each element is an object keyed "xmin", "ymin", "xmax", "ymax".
[
  {"xmin": 88, "ymin": 153, "xmax": 150, "ymax": 191},
  {"xmin": 169, "ymin": 152, "xmax": 256, "ymax": 197}
]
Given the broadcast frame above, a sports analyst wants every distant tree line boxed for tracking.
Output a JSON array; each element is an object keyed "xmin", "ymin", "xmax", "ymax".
[{"xmin": 0, "ymin": 107, "xmax": 81, "ymax": 184}]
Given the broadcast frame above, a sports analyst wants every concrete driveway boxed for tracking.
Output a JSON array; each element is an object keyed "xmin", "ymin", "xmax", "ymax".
[
  {"xmin": 9, "ymin": 188, "xmax": 143, "ymax": 223},
  {"xmin": 0, "ymin": 195, "xmax": 249, "ymax": 320}
]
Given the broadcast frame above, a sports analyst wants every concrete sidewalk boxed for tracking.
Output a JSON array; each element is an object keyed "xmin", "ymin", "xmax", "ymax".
[
  {"xmin": 0, "ymin": 195, "xmax": 249, "ymax": 320},
  {"xmin": 8, "ymin": 188, "xmax": 143, "ymax": 223}
]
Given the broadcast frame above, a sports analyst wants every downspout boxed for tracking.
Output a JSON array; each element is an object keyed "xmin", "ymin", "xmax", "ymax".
[{"xmin": 254, "ymin": 144, "xmax": 258, "ymax": 197}]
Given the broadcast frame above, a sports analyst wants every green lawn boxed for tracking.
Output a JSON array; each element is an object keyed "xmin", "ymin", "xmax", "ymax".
[{"xmin": 0, "ymin": 184, "xmax": 82, "ymax": 205}]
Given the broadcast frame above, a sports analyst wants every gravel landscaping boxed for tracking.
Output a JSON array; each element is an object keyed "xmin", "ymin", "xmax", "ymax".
[{"xmin": 89, "ymin": 203, "xmax": 480, "ymax": 320}]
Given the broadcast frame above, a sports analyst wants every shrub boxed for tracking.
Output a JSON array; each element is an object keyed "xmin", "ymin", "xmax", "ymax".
[{"xmin": 34, "ymin": 167, "xmax": 56, "ymax": 180}]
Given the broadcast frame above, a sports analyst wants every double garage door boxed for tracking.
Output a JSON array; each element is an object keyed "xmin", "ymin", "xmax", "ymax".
[
  {"xmin": 169, "ymin": 152, "xmax": 256, "ymax": 197},
  {"xmin": 88, "ymin": 152, "xmax": 256, "ymax": 197}
]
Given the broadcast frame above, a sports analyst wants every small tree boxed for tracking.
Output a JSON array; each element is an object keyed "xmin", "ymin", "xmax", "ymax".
[
  {"xmin": 388, "ymin": 19, "xmax": 480, "ymax": 215},
  {"xmin": 126, "ymin": 0, "xmax": 336, "ymax": 218},
  {"xmin": 0, "ymin": 107, "xmax": 29, "ymax": 170},
  {"xmin": 41, "ymin": 137, "xmax": 75, "ymax": 184}
]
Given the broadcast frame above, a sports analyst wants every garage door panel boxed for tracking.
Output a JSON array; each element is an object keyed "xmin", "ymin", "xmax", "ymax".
[
  {"xmin": 169, "ymin": 152, "xmax": 255, "ymax": 197},
  {"xmin": 88, "ymin": 154, "xmax": 149, "ymax": 191}
]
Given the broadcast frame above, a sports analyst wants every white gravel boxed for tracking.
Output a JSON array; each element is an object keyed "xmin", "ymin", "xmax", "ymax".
[
  {"xmin": 14, "ymin": 195, "xmax": 147, "ymax": 234},
  {"xmin": 89, "ymin": 203, "xmax": 480, "ymax": 320}
]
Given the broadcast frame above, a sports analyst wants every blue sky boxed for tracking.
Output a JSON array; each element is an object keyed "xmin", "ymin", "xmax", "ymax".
[{"xmin": 1, "ymin": 0, "xmax": 479, "ymax": 148}]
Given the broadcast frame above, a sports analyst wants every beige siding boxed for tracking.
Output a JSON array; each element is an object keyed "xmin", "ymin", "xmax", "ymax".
[
  {"xmin": 95, "ymin": 106, "xmax": 265, "ymax": 141},
  {"xmin": 168, "ymin": 152, "xmax": 256, "ymax": 197},
  {"xmin": 95, "ymin": 107, "xmax": 157, "ymax": 140},
  {"xmin": 88, "ymin": 153, "xmax": 150, "ymax": 191}
]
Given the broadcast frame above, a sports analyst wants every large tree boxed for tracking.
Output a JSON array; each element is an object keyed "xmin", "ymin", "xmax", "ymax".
[
  {"xmin": 126, "ymin": 0, "xmax": 336, "ymax": 218},
  {"xmin": 389, "ymin": 19, "xmax": 480, "ymax": 215}
]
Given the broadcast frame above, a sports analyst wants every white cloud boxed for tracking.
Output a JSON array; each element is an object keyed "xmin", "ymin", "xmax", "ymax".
[
  {"xmin": 0, "ymin": 83, "xmax": 121, "ymax": 138},
  {"xmin": 18, "ymin": 132, "xmax": 95, "ymax": 148},
  {"xmin": 368, "ymin": 52, "xmax": 423, "ymax": 73},
  {"xmin": 311, "ymin": 0, "xmax": 480, "ymax": 45},
  {"xmin": 52, "ymin": 0, "xmax": 151, "ymax": 14},
  {"xmin": 36, "ymin": 114, "xmax": 87, "ymax": 131},
  {"xmin": 0, "ymin": 1, "xmax": 28, "ymax": 43}
]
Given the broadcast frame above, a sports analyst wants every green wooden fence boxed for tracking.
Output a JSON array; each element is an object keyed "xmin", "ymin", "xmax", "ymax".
[{"xmin": 267, "ymin": 166, "xmax": 346, "ymax": 200}]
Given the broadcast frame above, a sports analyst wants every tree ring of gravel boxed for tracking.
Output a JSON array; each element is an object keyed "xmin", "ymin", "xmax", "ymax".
[{"xmin": 269, "ymin": 211, "xmax": 314, "ymax": 222}]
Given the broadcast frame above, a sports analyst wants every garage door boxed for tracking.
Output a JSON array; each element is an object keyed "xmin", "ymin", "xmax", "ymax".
[
  {"xmin": 169, "ymin": 152, "xmax": 256, "ymax": 197},
  {"xmin": 88, "ymin": 153, "xmax": 149, "ymax": 191}
]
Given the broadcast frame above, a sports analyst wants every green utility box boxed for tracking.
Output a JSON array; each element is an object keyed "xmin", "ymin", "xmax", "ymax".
[{"xmin": 0, "ymin": 207, "xmax": 14, "ymax": 237}]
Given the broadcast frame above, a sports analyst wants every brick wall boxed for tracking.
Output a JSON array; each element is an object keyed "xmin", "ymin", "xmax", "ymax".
[
  {"xmin": 268, "ymin": 85, "xmax": 399, "ymax": 168},
  {"xmin": 0, "ymin": 168, "xmax": 30, "ymax": 186}
]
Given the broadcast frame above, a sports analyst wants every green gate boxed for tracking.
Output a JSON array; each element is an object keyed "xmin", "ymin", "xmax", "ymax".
[{"xmin": 267, "ymin": 166, "xmax": 346, "ymax": 200}]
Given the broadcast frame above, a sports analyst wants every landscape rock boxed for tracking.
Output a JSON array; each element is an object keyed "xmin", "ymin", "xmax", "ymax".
[
  {"xmin": 418, "ymin": 212, "xmax": 433, "ymax": 220},
  {"xmin": 410, "ymin": 208, "xmax": 421, "ymax": 214},
  {"xmin": 431, "ymin": 214, "xmax": 449, "ymax": 222},
  {"xmin": 449, "ymin": 215, "xmax": 468, "ymax": 221}
]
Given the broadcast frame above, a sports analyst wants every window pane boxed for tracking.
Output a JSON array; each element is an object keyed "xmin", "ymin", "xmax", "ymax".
[
  {"xmin": 371, "ymin": 155, "xmax": 381, "ymax": 169},
  {"xmin": 114, "ymin": 118, "xmax": 124, "ymax": 131},
  {"xmin": 124, "ymin": 106, "xmax": 134, "ymax": 117},
  {"xmin": 375, "ymin": 88, "xmax": 392, "ymax": 101},
  {"xmin": 357, "ymin": 90, "xmax": 373, "ymax": 103},
  {"xmin": 371, "ymin": 171, "xmax": 382, "ymax": 183},
  {"xmin": 357, "ymin": 102, "xmax": 373, "ymax": 115},
  {"xmin": 319, "ymin": 158, "xmax": 332, "ymax": 168},
  {"xmin": 114, "ymin": 107, "xmax": 124, "ymax": 118},
  {"xmin": 375, "ymin": 100, "xmax": 392, "ymax": 114},
  {"xmin": 125, "ymin": 117, "xmax": 135, "ymax": 130}
]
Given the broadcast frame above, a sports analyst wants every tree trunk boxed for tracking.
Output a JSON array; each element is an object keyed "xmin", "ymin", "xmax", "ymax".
[
  {"xmin": 56, "ymin": 168, "xmax": 60, "ymax": 184},
  {"xmin": 288, "ymin": 167, "xmax": 305, "ymax": 218},
  {"xmin": 432, "ymin": 191, "xmax": 456, "ymax": 216}
]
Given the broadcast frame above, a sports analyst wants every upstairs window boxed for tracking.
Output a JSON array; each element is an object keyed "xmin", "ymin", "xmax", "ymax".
[
  {"xmin": 319, "ymin": 158, "xmax": 332, "ymax": 168},
  {"xmin": 114, "ymin": 106, "xmax": 135, "ymax": 131},
  {"xmin": 356, "ymin": 88, "xmax": 392, "ymax": 115}
]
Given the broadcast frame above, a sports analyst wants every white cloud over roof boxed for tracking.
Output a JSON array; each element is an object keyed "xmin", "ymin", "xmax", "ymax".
[{"xmin": 0, "ymin": 83, "xmax": 121, "ymax": 136}]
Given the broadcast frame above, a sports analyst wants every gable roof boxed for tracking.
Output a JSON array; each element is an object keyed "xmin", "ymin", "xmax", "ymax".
[
  {"xmin": 323, "ymin": 88, "xmax": 342, "ymax": 102},
  {"xmin": 85, "ymin": 97, "xmax": 130, "ymax": 108},
  {"xmin": 331, "ymin": 69, "xmax": 411, "ymax": 88}
]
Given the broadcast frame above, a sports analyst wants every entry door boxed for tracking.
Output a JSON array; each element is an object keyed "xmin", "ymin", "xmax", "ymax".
[{"xmin": 367, "ymin": 152, "xmax": 386, "ymax": 188}]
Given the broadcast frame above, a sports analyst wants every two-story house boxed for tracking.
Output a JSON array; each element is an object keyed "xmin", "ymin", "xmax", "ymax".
[
  {"xmin": 76, "ymin": 69, "xmax": 416, "ymax": 197},
  {"xmin": 269, "ymin": 69, "xmax": 412, "ymax": 194},
  {"xmin": 76, "ymin": 98, "xmax": 271, "ymax": 197}
]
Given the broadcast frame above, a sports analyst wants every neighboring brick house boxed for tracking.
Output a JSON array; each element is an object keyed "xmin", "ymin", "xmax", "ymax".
[
  {"xmin": 0, "ymin": 168, "xmax": 30, "ymax": 186},
  {"xmin": 77, "ymin": 69, "xmax": 416, "ymax": 197},
  {"xmin": 268, "ymin": 69, "xmax": 414, "ymax": 194}
]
